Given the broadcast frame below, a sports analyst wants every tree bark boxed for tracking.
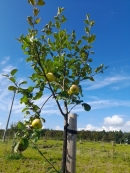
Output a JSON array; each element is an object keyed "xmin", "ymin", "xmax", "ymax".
[{"xmin": 62, "ymin": 115, "xmax": 68, "ymax": 173}]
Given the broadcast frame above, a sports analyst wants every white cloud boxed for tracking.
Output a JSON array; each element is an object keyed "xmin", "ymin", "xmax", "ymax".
[
  {"xmin": 111, "ymin": 86, "xmax": 120, "ymax": 90},
  {"xmin": 55, "ymin": 126, "xmax": 63, "ymax": 130},
  {"xmin": 19, "ymin": 58, "xmax": 23, "ymax": 62},
  {"xmin": 77, "ymin": 125, "xmax": 99, "ymax": 131},
  {"xmin": 1, "ymin": 65, "xmax": 15, "ymax": 74},
  {"xmin": 88, "ymin": 99, "xmax": 130, "ymax": 110},
  {"xmin": 11, "ymin": 94, "xmax": 62, "ymax": 116},
  {"xmin": 78, "ymin": 115, "xmax": 130, "ymax": 132},
  {"xmin": 12, "ymin": 102, "xmax": 25, "ymax": 114},
  {"xmin": 0, "ymin": 56, "xmax": 10, "ymax": 65},
  {"xmin": 104, "ymin": 115, "xmax": 124, "ymax": 126},
  {"xmin": 42, "ymin": 125, "xmax": 45, "ymax": 129},
  {"xmin": 78, "ymin": 124, "xmax": 103, "ymax": 131},
  {"xmin": 84, "ymin": 75, "xmax": 130, "ymax": 90},
  {"xmin": 70, "ymin": 98, "xmax": 130, "ymax": 113}
]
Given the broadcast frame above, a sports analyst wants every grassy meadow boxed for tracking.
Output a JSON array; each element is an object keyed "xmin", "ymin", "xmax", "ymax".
[{"xmin": 0, "ymin": 139, "xmax": 130, "ymax": 173}]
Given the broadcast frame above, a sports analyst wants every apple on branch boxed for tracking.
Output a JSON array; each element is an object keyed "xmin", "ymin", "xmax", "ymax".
[
  {"xmin": 31, "ymin": 119, "xmax": 42, "ymax": 129},
  {"xmin": 69, "ymin": 84, "xmax": 79, "ymax": 94},
  {"xmin": 68, "ymin": 89, "xmax": 72, "ymax": 95},
  {"xmin": 46, "ymin": 72, "xmax": 55, "ymax": 82}
]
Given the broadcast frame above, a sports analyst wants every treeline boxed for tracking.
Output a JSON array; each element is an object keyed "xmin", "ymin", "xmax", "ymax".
[{"xmin": 0, "ymin": 129, "xmax": 130, "ymax": 144}]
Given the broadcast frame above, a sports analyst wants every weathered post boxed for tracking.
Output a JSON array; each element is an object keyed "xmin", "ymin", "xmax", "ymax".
[
  {"xmin": 2, "ymin": 91, "xmax": 16, "ymax": 142},
  {"xmin": 66, "ymin": 113, "xmax": 77, "ymax": 173}
]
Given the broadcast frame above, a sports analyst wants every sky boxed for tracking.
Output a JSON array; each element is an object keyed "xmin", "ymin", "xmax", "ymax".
[{"xmin": 0, "ymin": 0, "xmax": 130, "ymax": 132}]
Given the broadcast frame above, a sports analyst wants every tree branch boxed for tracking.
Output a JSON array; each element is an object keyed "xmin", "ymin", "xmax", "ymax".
[
  {"xmin": 39, "ymin": 94, "xmax": 53, "ymax": 112},
  {"xmin": 36, "ymin": 53, "xmax": 65, "ymax": 116},
  {"xmin": 68, "ymin": 104, "xmax": 77, "ymax": 114}
]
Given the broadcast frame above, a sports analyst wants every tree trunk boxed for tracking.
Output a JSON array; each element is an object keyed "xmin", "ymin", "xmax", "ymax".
[{"xmin": 62, "ymin": 114, "xmax": 68, "ymax": 173}]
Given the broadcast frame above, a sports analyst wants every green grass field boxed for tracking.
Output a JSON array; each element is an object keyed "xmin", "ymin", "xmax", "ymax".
[{"xmin": 0, "ymin": 139, "xmax": 130, "ymax": 173}]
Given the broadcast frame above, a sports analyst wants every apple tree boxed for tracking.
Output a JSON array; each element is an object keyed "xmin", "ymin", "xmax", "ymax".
[{"xmin": 4, "ymin": 0, "xmax": 108, "ymax": 172}]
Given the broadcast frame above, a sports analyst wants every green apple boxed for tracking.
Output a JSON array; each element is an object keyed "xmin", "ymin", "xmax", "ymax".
[
  {"xmin": 14, "ymin": 138, "xmax": 29, "ymax": 153},
  {"xmin": 70, "ymin": 84, "xmax": 79, "ymax": 94},
  {"xmin": 46, "ymin": 72, "xmax": 55, "ymax": 82},
  {"xmin": 31, "ymin": 119, "xmax": 42, "ymax": 129}
]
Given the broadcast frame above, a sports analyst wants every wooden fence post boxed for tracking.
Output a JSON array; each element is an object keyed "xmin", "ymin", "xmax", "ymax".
[{"xmin": 66, "ymin": 113, "xmax": 77, "ymax": 173}]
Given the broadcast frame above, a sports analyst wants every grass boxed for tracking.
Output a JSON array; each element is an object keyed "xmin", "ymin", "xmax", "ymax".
[{"xmin": 0, "ymin": 139, "xmax": 130, "ymax": 172}]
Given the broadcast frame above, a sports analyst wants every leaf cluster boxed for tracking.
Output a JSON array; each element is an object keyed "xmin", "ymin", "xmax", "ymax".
[{"xmin": 16, "ymin": 4, "xmax": 107, "ymax": 115}]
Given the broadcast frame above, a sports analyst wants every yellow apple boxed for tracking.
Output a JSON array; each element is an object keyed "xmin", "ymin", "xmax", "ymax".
[
  {"xmin": 31, "ymin": 119, "xmax": 42, "ymax": 129},
  {"xmin": 46, "ymin": 72, "xmax": 55, "ymax": 82},
  {"xmin": 68, "ymin": 89, "xmax": 72, "ymax": 95},
  {"xmin": 70, "ymin": 84, "xmax": 79, "ymax": 94}
]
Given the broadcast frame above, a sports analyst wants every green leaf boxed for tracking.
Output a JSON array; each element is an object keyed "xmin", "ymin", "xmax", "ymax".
[
  {"xmin": 90, "ymin": 20, "xmax": 95, "ymax": 26},
  {"xmin": 31, "ymin": 130, "xmax": 41, "ymax": 142},
  {"xmin": 37, "ymin": 0, "xmax": 45, "ymax": 6},
  {"xmin": 8, "ymin": 86, "xmax": 17, "ymax": 91},
  {"xmin": 86, "ymin": 14, "xmax": 90, "ymax": 20},
  {"xmin": 41, "ymin": 117, "xmax": 46, "ymax": 123},
  {"xmin": 27, "ymin": 16, "xmax": 34, "ymax": 26},
  {"xmin": 28, "ymin": 0, "xmax": 35, "ymax": 5},
  {"xmin": 33, "ymin": 8, "xmax": 40, "ymax": 16},
  {"xmin": 58, "ymin": 91, "xmax": 68, "ymax": 98},
  {"xmin": 19, "ymin": 81, "xmax": 27, "ymax": 86},
  {"xmin": 20, "ymin": 95, "xmax": 28, "ymax": 103},
  {"xmin": 84, "ymin": 19, "xmax": 89, "ymax": 25},
  {"xmin": 75, "ymin": 100, "xmax": 83, "ymax": 104},
  {"xmin": 32, "ymin": 105, "xmax": 40, "ymax": 112},
  {"xmin": 82, "ymin": 36, "xmax": 88, "ymax": 41},
  {"xmin": 94, "ymin": 66, "xmax": 103, "ymax": 73},
  {"xmin": 54, "ymin": 33, "xmax": 59, "ymax": 40},
  {"xmin": 10, "ymin": 69, "xmax": 18, "ymax": 76},
  {"xmin": 85, "ymin": 27, "xmax": 90, "ymax": 34},
  {"xmin": 54, "ymin": 16, "xmax": 59, "ymax": 20},
  {"xmin": 33, "ymin": 91, "xmax": 43, "ymax": 100},
  {"xmin": 28, "ymin": 86, "xmax": 34, "ymax": 92},
  {"xmin": 9, "ymin": 77, "xmax": 16, "ymax": 83},
  {"xmin": 55, "ymin": 21, "xmax": 60, "ymax": 29},
  {"xmin": 90, "ymin": 51, "xmax": 94, "ymax": 54},
  {"xmin": 88, "ymin": 34, "xmax": 96, "ymax": 44},
  {"xmin": 88, "ymin": 58, "xmax": 93, "ymax": 62},
  {"xmin": 57, "ymin": 7, "xmax": 61, "ymax": 15},
  {"xmin": 25, "ymin": 111, "xmax": 30, "ymax": 116},
  {"xmin": 22, "ymin": 107, "xmax": 28, "ymax": 112},
  {"xmin": 82, "ymin": 103, "xmax": 91, "ymax": 111},
  {"xmin": 17, "ymin": 121, "xmax": 26, "ymax": 130},
  {"xmin": 35, "ymin": 18, "xmax": 41, "ymax": 24},
  {"xmin": 61, "ymin": 15, "xmax": 67, "ymax": 23},
  {"xmin": 89, "ymin": 76, "xmax": 95, "ymax": 81},
  {"xmin": 77, "ymin": 40, "xmax": 82, "ymax": 46}
]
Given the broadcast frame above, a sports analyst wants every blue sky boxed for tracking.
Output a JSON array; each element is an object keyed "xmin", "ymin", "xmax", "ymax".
[{"xmin": 0, "ymin": 0, "xmax": 130, "ymax": 131}]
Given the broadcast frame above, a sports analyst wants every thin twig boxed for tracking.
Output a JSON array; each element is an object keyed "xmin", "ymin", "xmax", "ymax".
[
  {"xmin": 68, "ymin": 104, "xmax": 77, "ymax": 114},
  {"xmin": 39, "ymin": 94, "xmax": 53, "ymax": 112}
]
